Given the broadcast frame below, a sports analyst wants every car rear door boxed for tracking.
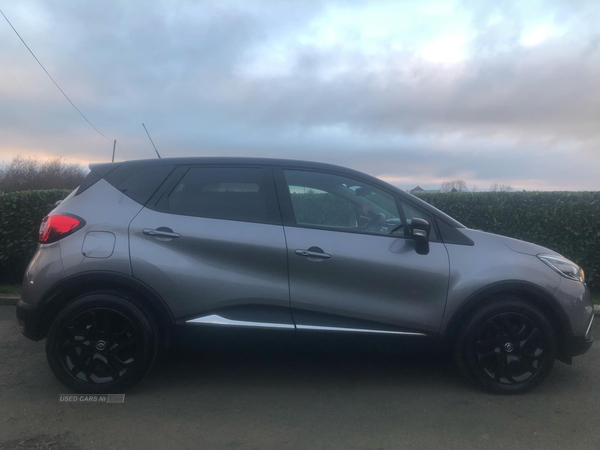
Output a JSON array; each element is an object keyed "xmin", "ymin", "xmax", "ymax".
[
  {"xmin": 274, "ymin": 168, "xmax": 450, "ymax": 336},
  {"xmin": 129, "ymin": 165, "xmax": 293, "ymax": 328}
]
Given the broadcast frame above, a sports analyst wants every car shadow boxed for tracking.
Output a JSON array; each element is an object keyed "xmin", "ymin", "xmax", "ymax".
[{"xmin": 139, "ymin": 327, "xmax": 473, "ymax": 394}]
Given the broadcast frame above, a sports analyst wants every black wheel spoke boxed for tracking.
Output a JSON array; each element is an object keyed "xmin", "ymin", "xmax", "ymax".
[
  {"xmin": 475, "ymin": 312, "xmax": 547, "ymax": 386},
  {"xmin": 515, "ymin": 323, "xmax": 528, "ymax": 338},
  {"xmin": 97, "ymin": 359, "xmax": 120, "ymax": 378},
  {"xmin": 58, "ymin": 307, "xmax": 140, "ymax": 385},
  {"xmin": 478, "ymin": 349, "xmax": 496, "ymax": 361},
  {"xmin": 501, "ymin": 316, "xmax": 511, "ymax": 332},
  {"xmin": 81, "ymin": 366, "xmax": 93, "ymax": 380},
  {"xmin": 523, "ymin": 359, "xmax": 538, "ymax": 373},
  {"xmin": 60, "ymin": 340, "xmax": 75, "ymax": 350},
  {"xmin": 67, "ymin": 327, "xmax": 89, "ymax": 340},
  {"xmin": 69, "ymin": 354, "xmax": 86, "ymax": 375},
  {"xmin": 108, "ymin": 354, "xmax": 132, "ymax": 373},
  {"xmin": 477, "ymin": 336, "xmax": 499, "ymax": 349},
  {"xmin": 86, "ymin": 310, "xmax": 98, "ymax": 335},
  {"xmin": 101, "ymin": 312, "xmax": 112, "ymax": 333},
  {"xmin": 495, "ymin": 354, "xmax": 507, "ymax": 381},
  {"xmin": 489, "ymin": 321, "xmax": 503, "ymax": 337},
  {"xmin": 112, "ymin": 326, "xmax": 128, "ymax": 338},
  {"xmin": 110, "ymin": 337, "xmax": 137, "ymax": 354},
  {"xmin": 521, "ymin": 328, "xmax": 540, "ymax": 349}
]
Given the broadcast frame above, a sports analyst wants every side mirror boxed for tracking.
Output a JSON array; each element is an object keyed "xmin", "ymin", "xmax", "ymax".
[{"xmin": 410, "ymin": 217, "xmax": 430, "ymax": 255}]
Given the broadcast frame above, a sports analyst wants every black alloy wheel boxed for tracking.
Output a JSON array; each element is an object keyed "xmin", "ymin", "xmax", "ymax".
[
  {"xmin": 475, "ymin": 312, "xmax": 546, "ymax": 385},
  {"xmin": 58, "ymin": 308, "xmax": 140, "ymax": 384},
  {"xmin": 47, "ymin": 293, "xmax": 158, "ymax": 394},
  {"xmin": 455, "ymin": 298, "xmax": 556, "ymax": 394}
]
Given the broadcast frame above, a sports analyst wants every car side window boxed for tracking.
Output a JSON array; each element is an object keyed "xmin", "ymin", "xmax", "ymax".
[
  {"xmin": 283, "ymin": 170, "xmax": 402, "ymax": 236},
  {"xmin": 288, "ymin": 185, "xmax": 358, "ymax": 228},
  {"xmin": 167, "ymin": 167, "xmax": 268, "ymax": 222}
]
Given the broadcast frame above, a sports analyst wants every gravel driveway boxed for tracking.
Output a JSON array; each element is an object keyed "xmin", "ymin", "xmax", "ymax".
[{"xmin": 1, "ymin": 306, "xmax": 598, "ymax": 450}]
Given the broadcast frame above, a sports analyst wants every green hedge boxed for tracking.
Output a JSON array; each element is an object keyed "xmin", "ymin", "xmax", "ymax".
[
  {"xmin": 416, "ymin": 191, "xmax": 600, "ymax": 290},
  {"xmin": 0, "ymin": 189, "xmax": 71, "ymax": 283},
  {"xmin": 290, "ymin": 193, "xmax": 356, "ymax": 226}
]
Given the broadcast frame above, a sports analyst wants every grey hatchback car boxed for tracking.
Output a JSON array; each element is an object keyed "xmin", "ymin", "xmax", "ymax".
[{"xmin": 16, "ymin": 157, "xmax": 593, "ymax": 394}]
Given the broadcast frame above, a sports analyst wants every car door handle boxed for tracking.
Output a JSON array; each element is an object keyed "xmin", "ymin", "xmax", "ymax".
[
  {"xmin": 295, "ymin": 249, "xmax": 332, "ymax": 259},
  {"xmin": 142, "ymin": 228, "xmax": 181, "ymax": 239}
]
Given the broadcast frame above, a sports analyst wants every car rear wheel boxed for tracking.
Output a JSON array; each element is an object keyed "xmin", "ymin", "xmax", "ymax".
[
  {"xmin": 46, "ymin": 293, "xmax": 158, "ymax": 394},
  {"xmin": 454, "ymin": 297, "xmax": 556, "ymax": 394}
]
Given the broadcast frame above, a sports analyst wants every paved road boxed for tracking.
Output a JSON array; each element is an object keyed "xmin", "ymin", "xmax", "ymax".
[{"xmin": 1, "ymin": 306, "xmax": 599, "ymax": 450}]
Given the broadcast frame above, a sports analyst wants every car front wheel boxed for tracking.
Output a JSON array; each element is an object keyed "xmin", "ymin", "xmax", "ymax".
[{"xmin": 454, "ymin": 297, "xmax": 557, "ymax": 394}]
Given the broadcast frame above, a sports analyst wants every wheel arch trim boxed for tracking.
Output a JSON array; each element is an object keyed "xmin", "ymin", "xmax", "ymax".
[
  {"xmin": 33, "ymin": 270, "xmax": 175, "ymax": 339},
  {"xmin": 441, "ymin": 280, "xmax": 572, "ymax": 341}
]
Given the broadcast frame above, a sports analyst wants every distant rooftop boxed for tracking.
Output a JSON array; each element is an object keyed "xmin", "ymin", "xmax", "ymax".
[{"xmin": 410, "ymin": 186, "xmax": 439, "ymax": 194}]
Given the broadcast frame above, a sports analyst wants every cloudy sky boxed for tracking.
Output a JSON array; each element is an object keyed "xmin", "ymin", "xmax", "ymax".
[{"xmin": 1, "ymin": 0, "xmax": 600, "ymax": 191}]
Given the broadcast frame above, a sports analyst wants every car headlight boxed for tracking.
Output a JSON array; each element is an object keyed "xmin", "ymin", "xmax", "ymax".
[{"xmin": 538, "ymin": 254, "xmax": 585, "ymax": 283}]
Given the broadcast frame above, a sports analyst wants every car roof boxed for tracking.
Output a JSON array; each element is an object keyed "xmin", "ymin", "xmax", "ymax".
[{"xmin": 91, "ymin": 157, "xmax": 362, "ymax": 177}]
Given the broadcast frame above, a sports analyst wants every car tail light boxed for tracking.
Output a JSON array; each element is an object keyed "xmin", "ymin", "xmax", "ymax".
[{"xmin": 39, "ymin": 214, "xmax": 85, "ymax": 243}]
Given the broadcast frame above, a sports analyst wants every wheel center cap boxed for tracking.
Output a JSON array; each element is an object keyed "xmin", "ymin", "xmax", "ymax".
[
  {"xmin": 504, "ymin": 342, "xmax": 514, "ymax": 353},
  {"xmin": 96, "ymin": 340, "xmax": 107, "ymax": 351}
]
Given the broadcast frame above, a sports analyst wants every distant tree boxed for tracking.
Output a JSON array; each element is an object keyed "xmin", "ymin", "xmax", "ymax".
[
  {"xmin": 490, "ymin": 183, "xmax": 514, "ymax": 192},
  {"xmin": 0, "ymin": 156, "xmax": 86, "ymax": 192},
  {"xmin": 471, "ymin": 185, "xmax": 479, "ymax": 192},
  {"xmin": 440, "ymin": 180, "xmax": 467, "ymax": 193}
]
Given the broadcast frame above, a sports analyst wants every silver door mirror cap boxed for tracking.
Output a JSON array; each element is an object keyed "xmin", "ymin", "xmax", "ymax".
[
  {"xmin": 410, "ymin": 217, "xmax": 431, "ymax": 255},
  {"xmin": 412, "ymin": 228, "xmax": 427, "ymax": 237}
]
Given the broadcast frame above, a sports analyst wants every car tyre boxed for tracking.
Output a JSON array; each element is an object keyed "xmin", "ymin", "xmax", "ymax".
[
  {"xmin": 46, "ymin": 293, "xmax": 159, "ymax": 394},
  {"xmin": 454, "ymin": 297, "xmax": 556, "ymax": 394}
]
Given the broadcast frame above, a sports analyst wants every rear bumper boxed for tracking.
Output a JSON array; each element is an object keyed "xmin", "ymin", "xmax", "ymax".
[{"xmin": 16, "ymin": 298, "xmax": 44, "ymax": 341}]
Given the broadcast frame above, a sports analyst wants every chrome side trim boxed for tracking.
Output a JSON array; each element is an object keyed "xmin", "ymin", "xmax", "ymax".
[
  {"xmin": 186, "ymin": 314, "xmax": 294, "ymax": 329},
  {"xmin": 186, "ymin": 314, "xmax": 427, "ymax": 336},
  {"xmin": 296, "ymin": 324, "xmax": 427, "ymax": 336},
  {"xmin": 586, "ymin": 314, "xmax": 594, "ymax": 338}
]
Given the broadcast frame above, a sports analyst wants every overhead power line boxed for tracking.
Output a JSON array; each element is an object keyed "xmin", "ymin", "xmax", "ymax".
[
  {"xmin": 1, "ymin": 8, "xmax": 126, "ymax": 159},
  {"xmin": 116, "ymin": 141, "xmax": 127, "ymax": 159}
]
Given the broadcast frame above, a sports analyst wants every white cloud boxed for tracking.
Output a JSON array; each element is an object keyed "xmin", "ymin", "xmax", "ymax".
[
  {"xmin": 1, "ymin": 0, "xmax": 600, "ymax": 191},
  {"xmin": 421, "ymin": 36, "xmax": 469, "ymax": 63},
  {"xmin": 520, "ymin": 24, "xmax": 564, "ymax": 47}
]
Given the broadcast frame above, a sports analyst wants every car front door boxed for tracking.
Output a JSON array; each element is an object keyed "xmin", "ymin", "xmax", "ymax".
[
  {"xmin": 274, "ymin": 168, "xmax": 450, "ymax": 336},
  {"xmin": 129, "ymin": 165, "xmax": 293, "ymax": 328}
]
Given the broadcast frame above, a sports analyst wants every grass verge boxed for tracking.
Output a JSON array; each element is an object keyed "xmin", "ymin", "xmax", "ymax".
[{"xmin": 0, "ymin": 284, "xmax": 21, "ymax": 295}]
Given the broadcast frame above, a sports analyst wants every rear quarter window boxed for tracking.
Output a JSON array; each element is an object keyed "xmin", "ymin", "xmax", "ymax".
[{"xmin": 104, "ymin": 164, "xmax": 175, "ymax": 205}]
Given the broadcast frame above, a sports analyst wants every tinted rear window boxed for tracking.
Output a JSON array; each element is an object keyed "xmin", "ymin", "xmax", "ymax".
[
  {"xmin": 167, "ymin": 167, "xmax": 268, "ymax": 222},
  {"xmin": 76, "ymin": 170, "xmax": 102, "ymax": 195},
  {"xmin": 104, "ymin": 164, "xmax": 174, "ymax": 205}
]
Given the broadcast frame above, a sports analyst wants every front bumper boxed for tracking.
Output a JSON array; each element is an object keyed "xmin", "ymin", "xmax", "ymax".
[
  {"xmin": 564, "ymin": 314, "xmax": 594, "ymax": 358},
  {"xmin": 566, "ymin": 335, "xmax": 594, "ymax": 357},
  {"xmin": 16, "ymin": 298, "xmax": 45, "ymax": 341}
]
